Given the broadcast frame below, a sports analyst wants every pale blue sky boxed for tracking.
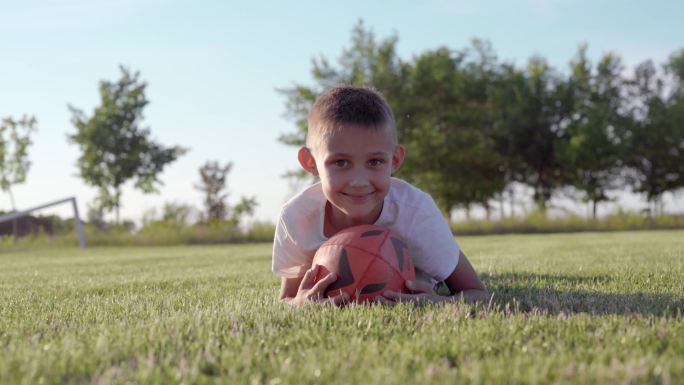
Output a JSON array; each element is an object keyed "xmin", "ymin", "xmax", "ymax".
[{"xmin": 1, "ymin": 0, "xmax": 683, "ymax": 223}]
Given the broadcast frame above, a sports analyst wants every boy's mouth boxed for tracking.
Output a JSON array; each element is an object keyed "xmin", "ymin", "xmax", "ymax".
[{"xmin": 342, "ymin": 191, "xmax": 375, "ymax": 201}]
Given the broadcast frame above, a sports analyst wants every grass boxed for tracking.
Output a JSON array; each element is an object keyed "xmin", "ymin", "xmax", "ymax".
[{"xmin": 1, "ymin": 230, "xmax": 682, "ymax": 384}]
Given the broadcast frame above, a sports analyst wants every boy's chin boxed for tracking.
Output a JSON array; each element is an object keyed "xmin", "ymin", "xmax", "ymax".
[{"xmin": 337, "ymin": 206, "xmax": 382, "ymax": 224}]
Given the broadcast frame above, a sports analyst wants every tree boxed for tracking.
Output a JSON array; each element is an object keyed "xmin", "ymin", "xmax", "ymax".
[
  {"xmin": 278, "ymin": 20, "xmax": 407, "ymax": 181},
  {"xmin": 559, "ymin": 46, "xmax": 626, "ymax": 218},
  {"xmin": 495, "ymin": 57, "xmax": 572, "ymax": 212},
  {"xmin": 490, "ymin": 63, "xmax": 532, "ymax": 217},
  {"xmin": 142, "ymin": 202, "xmax": 194, "ymax": 227},
  {"xmin": 664, "ymin": 50, "xmax": 684, "ymax": 198},
  {"xmin": 195, "ymin": 160, "xmax": 259, "ymax": 226},
  {"xmin": 68, "ymin": 66, "xmax": 187, "ymax": 223},
  {"xmin": 160, "ymin": 202, "xmax": 194, "ymax": 225},
  {"xmin": 279, "ymin": 23, "xmax": 506, "ymax": 217},
  {"xmin": 399, "ymin": 42, "xmax": 506, "ymax": 218},
  {"xmin": 195, "ymin": 161, "xmax": 233, "ymax": 221},
  {"xmin": 229, "ymin": 196, "xmax": 258, "ymax": 227},
  {"xmin": 279, "ymin": 21, "xmax": 682, "ymax": 217},
  {"xmin": 622, "ymin": 53, "xmax": 684, "ymax": 213},
  {"xmin": 0, "ymin": 115, "xmax": 37, "ymax": 239},
  {"xmin": 0, "ymin": 115, "xmax": 36, "ymax": 212}
]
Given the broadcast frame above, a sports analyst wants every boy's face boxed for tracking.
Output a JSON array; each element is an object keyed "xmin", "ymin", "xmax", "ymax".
[{"xmin": 299, "ymin": 124, "xmax": 404, "ymax": 228}]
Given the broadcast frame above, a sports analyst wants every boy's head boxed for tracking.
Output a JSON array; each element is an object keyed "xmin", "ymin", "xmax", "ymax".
[
  {"xmin": 306, "ymin": 85, "xmax": 398, "ymax": 151},
  {"xmin": 298, "ymin": 85, "xmax": 405, "ymax": 230}
]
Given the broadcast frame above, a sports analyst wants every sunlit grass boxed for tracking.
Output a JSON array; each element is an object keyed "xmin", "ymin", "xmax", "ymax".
[{"xmin": 1, "ymin": 231, "xmax": 682, "ymax": 384}]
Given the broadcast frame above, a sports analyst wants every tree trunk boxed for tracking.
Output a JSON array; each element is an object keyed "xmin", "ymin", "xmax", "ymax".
[
  {"xmin": 592, "ymin": 199, "xmax": 598, "ymax": 220},
  {"xmin": 8, "ymin": 186, "xmax": 18, "ymax": 242},
  {"xmin": 647, "ymin": 199, "xmax": 654, "ymax": 218},
  {"xmin": 12, "ymin": 219, "xmax": 18, "ymax": 243},
  {"xmin": 658, "ymin": 197, "xmax": 665, "ymax": 216},
  {"xmin": 509, "ymin": 187, "xmax": 516, "ymax": 218},
  {"xmin": 534, "ymin": 183, "xmax": 548, "ymax": 214},
  {"xmin": 115, "ymin": 187, "xmax": 122, "ymax": 225},
  {"xmin": 536, "ymin": 195, "xmax": 547, "ymax": 214}
]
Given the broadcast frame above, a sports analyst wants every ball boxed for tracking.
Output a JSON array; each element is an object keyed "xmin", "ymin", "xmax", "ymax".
[{"xmin": 312, "ymin": 224, "xmax": 416, "ymax": 303}]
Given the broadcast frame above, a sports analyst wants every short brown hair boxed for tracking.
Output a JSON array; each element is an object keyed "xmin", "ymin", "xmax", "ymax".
[{"xmin": 307, "ymin": 85, "xmax": 397, "ymax": 149}]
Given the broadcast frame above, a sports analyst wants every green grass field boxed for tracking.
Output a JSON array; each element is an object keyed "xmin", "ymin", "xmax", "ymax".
[{"xmin": 1, "ymin": 230, "xmax": 683, "ymax": 385}]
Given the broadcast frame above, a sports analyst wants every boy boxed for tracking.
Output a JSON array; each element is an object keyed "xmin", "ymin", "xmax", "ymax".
[{"xmin": 272, "ymin": 85, "xmax": 489, "ymax": 306}]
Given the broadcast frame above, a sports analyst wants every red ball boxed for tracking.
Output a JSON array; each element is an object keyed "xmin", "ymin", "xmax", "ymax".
[{"xmin": 312, "ymin": 224, "xmax": 416, "ymax": 303}]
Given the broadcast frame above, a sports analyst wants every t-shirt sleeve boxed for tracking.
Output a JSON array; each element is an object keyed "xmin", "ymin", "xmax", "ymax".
[
  {"xmin": 409, "ymin": 194, "xmax": 460, "ymax": 282},
  {"xmin": 271, "ymin": 214, "xmax": 310, "ymax": 278}
]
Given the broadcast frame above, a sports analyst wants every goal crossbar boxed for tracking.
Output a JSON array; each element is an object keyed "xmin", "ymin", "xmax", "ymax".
[{"xmin": 0, "ymin": 197, "xmax": 87, "ymax": 248}]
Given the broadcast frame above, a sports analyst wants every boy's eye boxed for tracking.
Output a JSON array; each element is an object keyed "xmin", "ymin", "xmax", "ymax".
[
  {"xmin": 333, "ymin": 160, "xmax": 348, "ymax": 167},
  {"xmin": 369, "ymin": 159, "xmax": 385, "ymax": 167}
]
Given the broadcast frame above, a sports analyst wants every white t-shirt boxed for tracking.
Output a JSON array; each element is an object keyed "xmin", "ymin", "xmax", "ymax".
[{"xmin": 271, "ymin": 177, "xmax": 460, "ymax": 286}]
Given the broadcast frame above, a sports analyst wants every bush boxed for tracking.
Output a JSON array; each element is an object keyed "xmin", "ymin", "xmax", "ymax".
[
  {"xmin": 244, "ymin": 221, "xmax": 276, "ymax": 242},
  {"xmin": 0, "ymin": 219, "xmax": 275, "ymax": 249},
  {"xmin": 451, "ymin": 210, "xmax": 684, "ymax": 235},
  {"xmin": 4, "ymin": 210, "xmax": 681, "ymax": 249}
]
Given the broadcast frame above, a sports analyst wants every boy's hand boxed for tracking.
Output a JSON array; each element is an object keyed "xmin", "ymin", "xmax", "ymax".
[
  {"xmin": 378, "ymin": 280, "xmax": 446, "ymax": 306},
  {"xmin": 291, "ymin": 264, "xmax": 350, "ymax": 307}
]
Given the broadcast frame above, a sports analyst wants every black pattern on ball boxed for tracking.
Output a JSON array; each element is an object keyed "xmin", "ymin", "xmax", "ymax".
[
  {"xmin": 390, "ymin": 236, "xmax": 408, "ymax": 270},
  {"xmin": 324, "ymin": 248, "xmax": 354, "ymax": 296},
  {"xmin": 360, "ymin": 230, "xmax": 384, "ymax": 237},
  {"xmin": 360, "ymin": 282, "xmax": 386, "ymax": 294}
]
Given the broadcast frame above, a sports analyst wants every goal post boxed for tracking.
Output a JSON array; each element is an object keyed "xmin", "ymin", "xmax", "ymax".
[{"xmin": 0, "ymin": 197, "xmax": 86, "ymax": 248}]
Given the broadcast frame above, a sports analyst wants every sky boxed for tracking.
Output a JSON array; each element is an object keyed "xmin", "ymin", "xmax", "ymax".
[{"xmin": 1, "ymin": 0, "xmax": 683, "ymax": 225}]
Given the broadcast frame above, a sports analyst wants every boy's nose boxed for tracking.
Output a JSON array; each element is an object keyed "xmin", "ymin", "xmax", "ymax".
[{"xmin": 348, "ymin": 174, "xmax": 371, "ymax": 188}]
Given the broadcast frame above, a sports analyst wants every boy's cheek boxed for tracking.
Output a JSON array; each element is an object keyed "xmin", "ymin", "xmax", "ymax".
[{"xmin": 321, "ymin": 173, "xmax": 342, "ymax": 187}]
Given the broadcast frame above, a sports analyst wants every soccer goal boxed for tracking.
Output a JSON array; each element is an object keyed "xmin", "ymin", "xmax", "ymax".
[{"xmin": 0, "ymin": 197, "xmax": 86, "ymax": 248}]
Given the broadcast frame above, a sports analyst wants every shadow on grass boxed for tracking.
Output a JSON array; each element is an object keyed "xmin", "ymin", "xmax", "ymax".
[{"xmin": 481, "ymin": 272, "xmax": 684, "ymax": 317}]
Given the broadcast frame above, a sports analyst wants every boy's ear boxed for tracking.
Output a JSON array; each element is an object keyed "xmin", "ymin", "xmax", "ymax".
[
  {"xmin": 298, "ymin": 147, "xmax": 319, "ymax": 176},
  {"xmin": 391, "ymin": 145, "xmax": 405, "ymax": 174}
]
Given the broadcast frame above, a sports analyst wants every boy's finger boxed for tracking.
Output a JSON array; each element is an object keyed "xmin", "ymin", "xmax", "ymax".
[
  {"xmin": 406, "ymin": 280, "xmax": 432, "ymax": 293},
  {"xmin": 299, "ymin": 264, "xmax": 320, "ymax": 290},
  {"xmin": 374, "ymin": 296, "xmax": 396, "ymax": 306},
  {"xmin": 329, "ymin": 292, "xmax": 350, "ymax": 306},
  {"xmin": 311, "ymin": 271, "xmax": 337, "ymax": 294},
  {"xmin": 384, "ymin": 290, "xmax": 419, "ymax": 302}
]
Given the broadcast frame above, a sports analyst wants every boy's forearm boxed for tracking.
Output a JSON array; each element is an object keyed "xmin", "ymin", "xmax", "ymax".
[
  {"xmin": 280, "ymin": 296, "xmax": 299, "ymax": 306},
  {"xmin": 450, "ymin": 289, "xmax": 491, "ymax": 304}
]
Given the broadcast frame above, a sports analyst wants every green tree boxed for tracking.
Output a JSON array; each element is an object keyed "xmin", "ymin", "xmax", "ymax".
[
  {"xmin": 278, "ymin": 20, "xmax": 407, "ymax": 180},
  {"xmin": 490, "ymin": 64, "xmax": 533, "ymax": 217},
  {"xmin": 559, "ymin": 46, "xmax": 626, "ymax": 218},
  {"xmin": 195, "ymin": 161, "xmax": 233, "ymax": 221},
  {"xmin": 195, "ymin": 160, "xmax": 258, "ymax": 226},
  {"xmin": 68, "ymin": 66, "xmax": 187, "ymax": 223},
  {"xmin": 229, "ymin": 196, "xmax": 258, "ymax": 227},
  {"xmin": 0, "ymin": 115, "xmax": 36, "ymax": 212},
  {"xmin": 664, "ymin": 50, "xmax": 684, "ymax": 195},
  {"xmin": 495, "ymin": 57, "xmax": 572, "ymax": 212},
  {"xmin": 160, "ymin": 202, "xmax": 194, "ymax": 225},
  {"xmin": 623, "ymin": 53, "xmax": 684, "ymax": 214},
  {"xmin": 399, "ymin": 42, "xmax": 505, "ymax": 218},
  {"xmin": 279, "ymin": 23, "xmax": 505, "ymax": 218},
  {"xmin": 0, "ymin": 115, "xmax": 37, "ymax": 239}
]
